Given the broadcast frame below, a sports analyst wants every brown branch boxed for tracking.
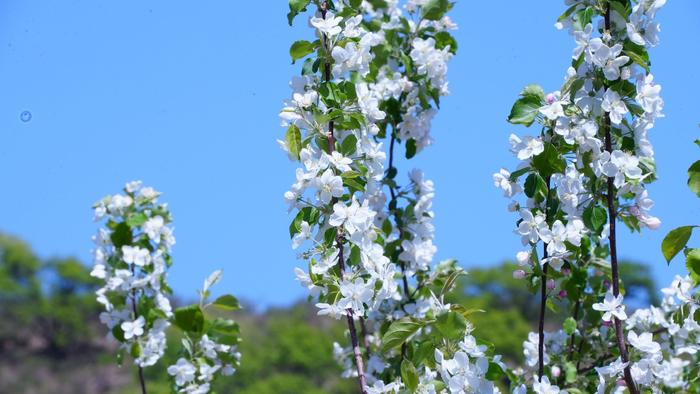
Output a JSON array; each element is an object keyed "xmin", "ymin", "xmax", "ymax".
[
  {"xmin": 538, "ymin": 175, "xmax": 552, "ymax": 381},
  {"xmin": 603, "ymin": 4, "xmax": 637, "ymax": 393},
  {"xmin": 359, "ymin": 317, "xmax": 371, "ymax": 358}
]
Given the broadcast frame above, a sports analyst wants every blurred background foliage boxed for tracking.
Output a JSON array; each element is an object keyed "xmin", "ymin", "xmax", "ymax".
[{"xmin": 0, "ymin": 233, "xmax": 657, "ymax": 393}]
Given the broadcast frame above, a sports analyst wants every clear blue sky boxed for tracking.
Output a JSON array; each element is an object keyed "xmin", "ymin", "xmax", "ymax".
[{"xmin": 1, "ymin": 1, "xmax": 698, "ymax": 309}]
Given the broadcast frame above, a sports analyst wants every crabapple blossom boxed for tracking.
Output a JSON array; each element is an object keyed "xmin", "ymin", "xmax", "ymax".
[{"xmin": 592, "ymin": 291, "xmax": 627, "ymax": 322}]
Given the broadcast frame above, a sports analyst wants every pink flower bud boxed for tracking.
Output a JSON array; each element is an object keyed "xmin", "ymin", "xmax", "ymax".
[
  {"xmin": 546, "ymin": 279, "xmax": 556, "ymax": 290},
  {"xmin": 561, "ymin": 268, "xmax": 571, "ymax": 276},
  {"xmin": 546, "ymin": 93, "xmax": 556, "ymax": 104},
  {"xmin": 513, "ymin": 270, "xmax": 527, "ymax": 279},
  {"xmin": 551, "ymin": 365, "xmax": 561, "ymax": 378},
  {"xmin": 558, "ymin": 290, "xmax": 568, "ymax": 298}
]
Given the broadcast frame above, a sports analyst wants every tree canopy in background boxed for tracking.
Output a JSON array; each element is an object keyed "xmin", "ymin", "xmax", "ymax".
[{"xmin": 0, "ymin": 232, "xmax": 658, "ymax": 393}]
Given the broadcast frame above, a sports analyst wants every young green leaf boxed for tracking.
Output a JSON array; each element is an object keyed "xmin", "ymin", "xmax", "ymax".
[
  {"xmin": 421, "ymin": 0, "xmax": 449, "ymax": 21},
  {"xmin": 688, "ymin": 160, "xmax": 700, "ymax": 197},
  {"xmin": 289, "ymin": 40, "xmax": 317, "ymax": 63},
  {"xmin": 661, "ymin": 226, "xmax": 695, "ymax": 264},
  {"xmin": 285, "ymin": 124, "xmax": 302, "ymax": 160},
  {"xmin": 507, "ymin": 96, "xmax": 541, "ymax": 126},
  {"xmin": 434, "ymin": 311, "xmax": 467, "ymax": 340},
  {"xmin": 380, "ymin": 318, "xmax": 423, "ymax": 352},
  {"xmin": 212, "ymin": 294, "xmax": 241, "ymax": 311},
  {"xmin": 287, "ymin": 0, "xmax": 311, "ymax": 26},
  {"xmin": 563, "ymin": 317, "xmax": 577, "ymax": 335},
  {"xmin": 401, "ymin": 359, "xmax": 419, "ymax": 392},
  {"xmin": 174, "ymin": 304, "xmax": 205, "ymax": 334}
]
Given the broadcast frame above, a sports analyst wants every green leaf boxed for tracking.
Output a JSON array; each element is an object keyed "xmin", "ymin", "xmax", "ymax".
[
  {"xmin": 401, "ymin": 359, "xmax": 419, "ymax": 392},
  {"xmin": 507, "ymin": 96, "xmax": 541, "ymax": 126},
  {"xmin": 439, "ymin": 269, "xmax": 464, "ymax": 296},
  {"xmin": 110, "ymin": 222, "xmax": 133, "ymax": 248},
  {"xmin": 174, "ymin": 304, "xmax": 205, "ymax": 334},
  {"xmin": 485, "ymin": 362, "xmax": 505, "ymax": 381},
  {"xmin": 340, "ymin": 134, "xmax": 358, "ymax": 156},
  {"xmin": 582, "ymin": 204, "xmax": 607, "ymax": 235},
  {"xmin": 381, "ymin": 318, "xmax": 423, "ymax": 352},
  {"xmin": 212, "ymin": 294, "xmax": 240, "ymax": 311},
  {"xmin": 686, "ymin": 248, "xmax": 700, "ymax": 286},
  {"xmin": 289, "ymin": 40, "xmax": 316, "ymax": 63},
  {"xmin": 285, "ymin": 124, "xmax": 302, "ymax": 160},
  {"xmin": 623, "ymin": 40, "xmax": 650, "ymax": 72},
  {"xmin": 405, "ymin": 139, "xmax": 417, "ymax": 159},
  {"xmin": 557, "ymin": 3, "xmax": 579, "ymax": 22},
  {"xmin": 421, "ymin": 0, "xmax": 449, "ymax": 20},
  {"xmin": 112, "ymin": 325, "xmax": 125, "ymax": 342},
  {"xmin": 126, "ymin": 212, "xmax": 147, "ymax": 227},
  {"xmin": 130, "ymin": 341, "xmax": 141, "ymax": 358},
  {"xmin": 349, "ymin": 0, "xmax": 362, "ymax": 8},
  {"xmin": 520, "ymin": 84, "xmax": 545, "ymax": 101},
  {"xmin": 563, "ymin": 317, "xmax": 577, "ymax": 335},
  {"xmin": 434, "ymin": 31, "xmax": 457, "ymax": 54},
  {"xmin": 662, "ymin": 226, "xmax": 695, "ymax": 264},
  {"xmin": 565, "ymin": 361, "xmax": 577, "ymax": 383},
  {"xmin": 287, "ymin": 0, "xmax": 311, "ymax": 26},
  {"xmin": 532, "ymin": 142, "xmax": 566, "ymax": 177},
  {"xmin": 688, "ymin": 160, "xmax": 700, "ymax": 197},
  {"xmin": 524, "ymin": 173, "xmax": 547, "ymax": 203},
  {"xmin": 435, "ymin": 311, "xmax": 467, "ymax": 340}
]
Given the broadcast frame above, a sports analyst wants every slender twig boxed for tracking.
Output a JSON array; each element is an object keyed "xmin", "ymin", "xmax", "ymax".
[
  {"xmin": 319, "ymin": 3, "xmax": 367, "ymax": 392},
  {"xmin": 602, "ymin": 4, "xmax": 638, "ymax": 393},
  {"xmin": 130, "ymin": 266, "xmax": 147, "ymax": 394},
  {"xmin": 388, "ymin": 131, "xmax": 412, "ymax": 300},
  {"xmin": 567, "ymin": 299, "xmax": 581, "ymax": 360},
  {"xmin": 578, "ymin": 353, "xmax": 614, "ymax": 374},
  {"xmin": 359, "ymin": 317, "xmax": 371, "ymax": 358}
]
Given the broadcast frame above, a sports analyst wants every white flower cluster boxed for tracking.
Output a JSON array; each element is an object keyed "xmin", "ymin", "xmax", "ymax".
[
  {"xmin": 398, "ymin": 169, "xmax": 437, "ymax": 275},
  {"xmin": 283, "ymin": 2, "xmax": 505, "ymax": 393},
  {"xmin": 281, "ymin": 6, "xmax": 400, "ymax": 320},
  {"xmin": 522, "ymin": 331, "xmax": 569, "ymax": 370},
  {"xmin": 435, "ymin": 335, "xmax": 504, "ymax": 393},
  {"xmin": 91, "ymin": 181, "xmax": 174, "ymax": 367},
  {"xmin": 608, "ymin": 276, "xmax": 699, "ymax": 392},
  {"xmin": 496, "ymin": 0, "xmax": 666, "ymax": 279},
  {"xmin": 514, "ymin": 276, "xmax": 699, "ymax": 393},
  {"xmin": 167, "ymin": 335, "xmax": 240, "ymax": 394},
  {"xmin": 165, "ymin": 271, "xmax": 241, "ymax": 393},
  {"xmin": 494, "ymin": 1, "xmax": 668, "ymax": 391}
]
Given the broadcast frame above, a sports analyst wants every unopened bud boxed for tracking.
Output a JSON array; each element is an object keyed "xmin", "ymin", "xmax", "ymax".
[
  {"xmin": 546, "ymin": 279, "xmax": 556, "ymax": 290},
  {"xmin": 546, "ymin": 93, "xmax": 556, "ymax": 104},
  {"xmin": 558, "ymin": 290, "xmax": 568, "ymax": 298},
  {"xmin": 551, "ymin": 366, "xmax": 561, "ymax": 378},
  {"xmin": 513, "ymin": 270, "xmax": 527, "ymax": 279}
]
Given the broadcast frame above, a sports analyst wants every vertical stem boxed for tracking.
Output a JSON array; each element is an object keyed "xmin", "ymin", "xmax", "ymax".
[
  {"xmin": 567, "ymin": 299, "xmax": 581, "ymax": 360},
  {"xmin": 130, "ymin": 276, "xmax": 148, "ymax": 394},
  {"xmin": 538, "ymin": 176, "xmax": 552, "ymax": 380},
  {"xmin": 319, "ymin": 3, "xmax": 367, "ymax": 392},
  {"xmin": 603, "ymin": 3, "xmax": 638, "ymax": 393},
  {"xmin": 538, "ymin": 262, "xmax": 548, "ymax": 380},
  {"xmin": 388, "ymin": 131, "xmax": 411, "ymax": 300},
  {"xmin": 359, "ymin": 317, "xmax": 371, "ymax": 358}
]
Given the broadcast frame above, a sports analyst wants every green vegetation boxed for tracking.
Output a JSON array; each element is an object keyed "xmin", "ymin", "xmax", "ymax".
[{"xmin": 0, "ymin": 233, "xmax": 657, "ymax": 393}]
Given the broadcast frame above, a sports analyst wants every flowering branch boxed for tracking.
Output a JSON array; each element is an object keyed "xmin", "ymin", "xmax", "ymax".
[{"xmin": 92, "ymin": 182, "xmax": 241, "ymax": 394}]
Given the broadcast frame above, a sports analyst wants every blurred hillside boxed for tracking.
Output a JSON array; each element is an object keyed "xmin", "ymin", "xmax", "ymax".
[{"xmin": 0, "ymin": 233, "xmax": 657, "ymax": 393}]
